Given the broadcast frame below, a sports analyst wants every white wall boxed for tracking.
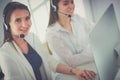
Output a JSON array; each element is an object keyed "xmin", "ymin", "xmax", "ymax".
[
  {"xmin": 0, "ymin": 0, "xmax": 11, "ymax": 47},
  {"xmin": 29, "ymin": 0, "xmax": 50, "ymax": 43},
  {"xmin": 74, "ymin": 0, "xmax": 86, "ymax": 18},
  {"xmin": 84, "ymin": 0, "xmax": 120, "ymax": 28}
]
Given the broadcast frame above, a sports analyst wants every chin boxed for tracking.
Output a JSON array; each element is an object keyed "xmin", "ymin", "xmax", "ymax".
[{"xmin": 24, "ymin": 33, "xmax": 28, "ymax": 36}]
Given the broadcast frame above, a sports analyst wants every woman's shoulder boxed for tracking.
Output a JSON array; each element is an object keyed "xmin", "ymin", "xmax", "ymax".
[
  {"xmin": 72, "ymin": 14, "xmax": 89, "ymax": 23},
  {"xmin": 72, "ymin": 14, "xmax": 95, "ymax": 33},
  {"xmin": 0, "ymin": 42, "xmax": 12, "ymax": 55},
  {"xmin": 46, "ymin": 23, "xmax": 60, "ymax": 35},
  {"xmin": 0, "ymin": 42, "xmax": 11, "ymax": 49},
  {"xmin": 47, "ymin": 22, "xmax": 60, "ymax": 31}
]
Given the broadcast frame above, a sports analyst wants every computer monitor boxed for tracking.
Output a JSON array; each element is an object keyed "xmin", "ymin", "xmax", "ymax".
[{"xmin": 90, "ymin": 4, "xmax": 120, "ymax": 80}]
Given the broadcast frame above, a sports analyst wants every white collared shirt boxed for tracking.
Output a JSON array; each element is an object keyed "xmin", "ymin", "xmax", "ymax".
[{"xmin": 46, "ymin": 15, "xmax": 95, "ymax": 67}]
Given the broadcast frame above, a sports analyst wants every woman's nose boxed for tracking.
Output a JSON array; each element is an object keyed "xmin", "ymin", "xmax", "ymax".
[
  {"xmin": 68, "ymin": 3, "xmax": 74, "ymax": 10},
  {"xmin": 21, "ymin": 21, "xmax": 28, "ymax": 27}
]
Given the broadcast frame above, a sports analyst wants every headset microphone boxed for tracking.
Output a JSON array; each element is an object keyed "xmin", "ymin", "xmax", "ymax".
[
  {"xmin": 59, "ymin": 11, "xmax": 71, "ymax": 18},
  {"xmin": 19, "ymin": 34, "xmax": 25, "ymax": 38},
  {"xmin": 64, "ymin": 14, "xmax": 71, "ymax": 18},
  {"xmin": 67, "ymin": 14, "xmax": 71, "ymax": 18}
]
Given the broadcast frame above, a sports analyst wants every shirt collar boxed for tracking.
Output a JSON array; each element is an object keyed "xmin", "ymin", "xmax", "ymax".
[{"xmin": 54, "ymin": 21, "xmax": 75, "ymax": 34}]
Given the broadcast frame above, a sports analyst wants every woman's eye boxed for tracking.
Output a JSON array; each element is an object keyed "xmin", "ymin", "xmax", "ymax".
[
  {"xmin": 26, "ymin": 16, "xmax": 30, "ymax": 21},
  {"xmin": 71, "ymin": 1, "xmax": 74, "ymax": 4},
  {"xmin": 63, "ymin": 2, "xmax": 69, "ymax": 5},
  {"xmin": 63, "ymin": 1, "xmax": 74, "ymax": 5},
  {"xmin": 15, "ymin": 18, "xmax": 21, "ymax": 23}
]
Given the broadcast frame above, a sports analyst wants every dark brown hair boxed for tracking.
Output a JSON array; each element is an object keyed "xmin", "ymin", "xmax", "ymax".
[{"xmin": 48, "ymin": 0, "xmax": 60, "ymax": 26}]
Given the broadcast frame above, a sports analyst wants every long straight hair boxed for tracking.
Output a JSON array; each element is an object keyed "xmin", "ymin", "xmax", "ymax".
[{"xmin": 48, "ymin": 0, "xmax": 59, "ymax": 26}]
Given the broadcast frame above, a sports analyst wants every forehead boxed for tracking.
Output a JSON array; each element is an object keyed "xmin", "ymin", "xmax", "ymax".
[
  {"xmin": 59, "ymin": 0, "xmax": 73, "ymax": 2},
  {"xmin": 10, "ymin": 9, "xmax": 29, "ymax": 19}
]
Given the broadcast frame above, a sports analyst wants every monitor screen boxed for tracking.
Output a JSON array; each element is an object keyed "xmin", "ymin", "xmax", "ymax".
[{"xmin": 90, "ymin": 4, "xmax": 120, "ymax": 80}]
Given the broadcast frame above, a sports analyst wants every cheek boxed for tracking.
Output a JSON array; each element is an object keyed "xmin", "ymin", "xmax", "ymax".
[
  {"xmin": 30, "ymin": 20, "xmax": 32, "ymax": 25},
  {"xmin": 9, "ymin": 26, "xmax": 18, "ymax": 36},
  {"xmin": 9, "ymin": 23, "xmax": 16, "ymax": 32},
  {"xmin": 73, "ymin": 5, "xmax": 75, "ymax": 9},
  {"xmin": 11, "ymin": 26, "xmax": 18, "ymax": 32},
  {"xmin": 28, "ymin": 21, "xmax": 32, "ymax": 28}
]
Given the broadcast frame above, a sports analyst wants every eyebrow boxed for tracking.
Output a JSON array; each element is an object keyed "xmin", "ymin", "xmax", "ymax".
[
  {"xmin": 63, "ymin": 0, "xmax": 69, "ymax": 2},
  {"xmin": 16, "ymin": 14, "xmax": 30, "ymax": 19},
  {"xmin": 26, "ymin": 15, "xmax": 31, "ymax": 18},
  {"xmin": 62, "ymin": 0, "xmax": 73, "ymax": 3}
]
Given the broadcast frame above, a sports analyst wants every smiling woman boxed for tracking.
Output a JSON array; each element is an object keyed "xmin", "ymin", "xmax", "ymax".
[
  {"xmin": 9, "ymin": 9, "xmax": 31, "ymax": 37},
  {"xmin": 46, "ymin": 0, "xmax": 100, "ymax": 80}
]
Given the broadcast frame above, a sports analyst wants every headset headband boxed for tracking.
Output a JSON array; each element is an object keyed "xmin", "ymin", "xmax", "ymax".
[{"xmin": 50, "ymin": 0, "xmax": 57, "ymax": 12}]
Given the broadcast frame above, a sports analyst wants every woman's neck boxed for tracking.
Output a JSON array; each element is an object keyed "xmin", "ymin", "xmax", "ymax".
[
  {"xmin": 13, "ymin": 36, "xmax": 28, "ymax": 54},
  {"xmin": 13, "ymin": 37, "xmax": 25, "ymax": 46},
  {"xmin": 58, "ymin": 16, "xmax": 73, "ymax": 32}
]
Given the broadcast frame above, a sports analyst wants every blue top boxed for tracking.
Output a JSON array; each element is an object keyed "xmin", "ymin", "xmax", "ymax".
[
  {"xmin": 0, "ymin": 71, "xmax": 4, "ymax": 79},
  {"xmin": 24, "ymin": 43, "xmax": 43, "ymax": 80}
]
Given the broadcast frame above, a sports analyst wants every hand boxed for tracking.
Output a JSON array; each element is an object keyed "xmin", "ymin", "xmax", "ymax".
[
  {"xmin": 72, "ymin": 68, "xmax": 96, "ymax": 80},
  {"xmin": 83, "ymin": 70, "xmax": 96, "ymax": 80}
]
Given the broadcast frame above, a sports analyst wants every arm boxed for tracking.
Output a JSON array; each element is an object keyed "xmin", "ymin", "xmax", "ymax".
[
  {"xmin": 46, "ymin": 32, "xmax": 94, "ymax": 67},
  {"xmin": 56, "ymin": 63, "xmax": 96, "ymax": 80},
  {"xmin": 32, "ymin": 33, "xmax": 96, "ymax": 80},
  {"xmin": 46, "ymin": 47, "xmax": 96, "ymax": 80}
]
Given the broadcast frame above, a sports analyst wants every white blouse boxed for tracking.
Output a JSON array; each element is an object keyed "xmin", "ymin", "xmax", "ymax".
[{"xmin": 46, "ymin": 15, "xmax": 95, "ymax": 68}]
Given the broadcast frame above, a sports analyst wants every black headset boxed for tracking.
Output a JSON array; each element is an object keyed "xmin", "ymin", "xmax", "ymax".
[
  {"xmin": 3, "ymin": 22, "xmax": 9, "ymax": 32},
  {"xmin": 3, "ymin": 14, "xmax": 9, "ymax": 32},
  {"xmin": 3, "ymin": 3, "xmax": 11, "ymax": 32}
]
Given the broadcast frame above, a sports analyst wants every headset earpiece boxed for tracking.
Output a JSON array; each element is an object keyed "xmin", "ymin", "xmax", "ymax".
[
  {"xmin": 50, "ymin": 0, "xmax": 57, "ymax": 12},
  {"xmin": 4, "ymin": 23, "xmax": 9, "ymax": 32},
  {"xmin": 3, "ymin": 9, "xmax": 9, "ymax": 32}
]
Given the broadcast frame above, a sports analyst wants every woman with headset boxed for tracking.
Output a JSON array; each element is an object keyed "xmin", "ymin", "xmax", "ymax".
[
  {"xmin": 0, "ymin": 1, "xmax": 95, "ymax": 80},
  {"xmin": 46, "ymin": 0, "xmax": 99, "ymax": 80}
]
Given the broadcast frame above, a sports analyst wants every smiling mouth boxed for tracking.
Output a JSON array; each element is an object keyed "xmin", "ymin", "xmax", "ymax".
[
  {"xmin": 68, "ymin": 11, "xmax": 73, "ymax": 13},
  {"xmin": 20, "ymin": 29, "xmax": 28, "ymax": 33}
]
